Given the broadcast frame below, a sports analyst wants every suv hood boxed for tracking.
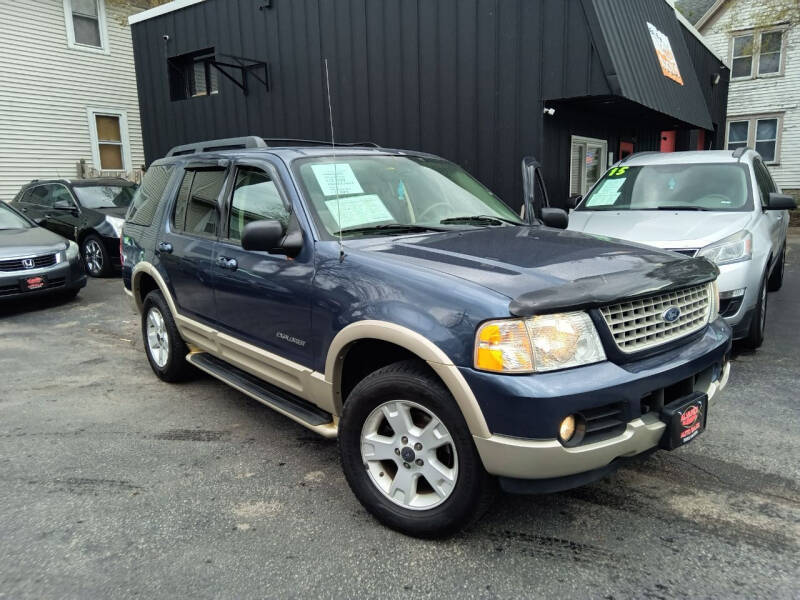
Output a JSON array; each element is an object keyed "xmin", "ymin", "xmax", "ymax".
[
  {"xmin": 568, "ymin": 210, "xmax": 754, "ymax": 250},
  {"xmin": 0, "ymin": 227, "xmax": 67, "ymax": 259},
  {"xmin": 354, "ymin": 226, "xmax": 718, "ymax": 315}
]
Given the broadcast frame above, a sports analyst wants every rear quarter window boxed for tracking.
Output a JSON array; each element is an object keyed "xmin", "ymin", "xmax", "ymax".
[{"xmin": 126, "ymin": 165, "xmax": 175, "ymax": 226}]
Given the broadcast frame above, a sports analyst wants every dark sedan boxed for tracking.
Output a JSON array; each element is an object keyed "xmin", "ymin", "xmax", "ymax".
[
  {"xmin": 0, "ymin": 201, "xmax": 86, "ymax": 301},
  {"xmin": 10, "ymin": 178, "xmax": 137, "ymax": 277}
]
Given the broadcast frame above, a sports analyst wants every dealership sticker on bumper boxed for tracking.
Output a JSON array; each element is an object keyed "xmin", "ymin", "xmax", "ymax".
[
  {"xmin": 660, "ymin": 392, "xmax": 708, "ymax": 451},
  {"xmin": 21, "ymin": 276, "xmax": 46, "ymax": 291}
]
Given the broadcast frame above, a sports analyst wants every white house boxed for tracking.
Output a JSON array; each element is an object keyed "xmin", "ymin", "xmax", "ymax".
[
  {"xmin": 697, "ymin": 0, "xmax": 799, "ymax": 199},
  {"xmin": 0, "ymin": 0, "xmax": 146, "ymax": 202}
]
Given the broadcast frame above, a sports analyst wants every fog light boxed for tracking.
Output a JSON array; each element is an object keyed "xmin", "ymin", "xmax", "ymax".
[{"xmin": 559, "ymin": 415, "xmax": 576, "ymax": 442}]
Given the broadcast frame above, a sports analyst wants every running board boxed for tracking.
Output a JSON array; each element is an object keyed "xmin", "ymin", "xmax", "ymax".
[{"xmin": 186, "ymin": 352, "xmax": 337, "ymax": 438}]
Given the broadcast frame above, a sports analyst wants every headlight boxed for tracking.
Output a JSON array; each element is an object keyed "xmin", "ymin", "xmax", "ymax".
[
  {"xmin": 106, "ymin": 215, "xmax": 124, "ymax": 237},
  {"xmin": 698, "ymin": 231, "xmax": 752, "ymax": 266},
  {"xmin": 61, "ymin": 240, "xmax": 80, "ymax": 262},
  {"xmin": 475, "ymin": 312, "xmax": 606, "ymax": 373}
]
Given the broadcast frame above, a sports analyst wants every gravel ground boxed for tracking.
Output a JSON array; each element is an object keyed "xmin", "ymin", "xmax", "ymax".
[{"xmin": 1, "ymin": 239, "xmax": 799, "ymax": 599}]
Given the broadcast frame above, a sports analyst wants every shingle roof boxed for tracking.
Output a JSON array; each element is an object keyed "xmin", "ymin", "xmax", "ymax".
[{"xmin": 675, "ymin": 0, "xmax": 718, "ymax": 24}]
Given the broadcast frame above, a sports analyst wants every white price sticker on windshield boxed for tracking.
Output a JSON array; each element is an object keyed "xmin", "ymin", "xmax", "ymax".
[
  {"xmin": 325, "ymin": 195, "xmax": 394, "ymax": 230},
  {"xmin": 311, "ymin": 163, "xmax": 364, "ymax": 196},
  {"xmin": 586, "ymin": 178, "xmax": 626, "ymax": 207}
]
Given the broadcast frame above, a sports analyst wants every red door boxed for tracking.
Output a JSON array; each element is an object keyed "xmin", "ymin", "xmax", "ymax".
[{"xmin": 660, "ymin": 130, "xmax": 676, "ymax": 153}]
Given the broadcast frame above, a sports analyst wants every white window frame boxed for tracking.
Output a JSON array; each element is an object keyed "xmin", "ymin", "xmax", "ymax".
[
  {"xmin": 569, "ymin": 135, "xmax": 608, "ymax": 197},
  {"xmin": 63, "ymin": 0, "xmax": 109, "ymax": 54},
  {"xmin": 724, "ymin": 113, "xmax": 783, "ymax": 165},
  {"xmin": 729, "ymin": 27, "xmax": 787, "ymax": 81},
  {"xmin": 87, "ymin": 108, "xmax": 132, "ymax": 173}
]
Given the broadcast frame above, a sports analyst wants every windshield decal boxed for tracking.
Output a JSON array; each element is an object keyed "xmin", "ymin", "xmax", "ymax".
[
  {"xmin": 585, "ymin": 178, "xmax": 626, "ymax": 207},
  {"xmin": 311, "ymin": 163, "xmax": 364, "ymax": 196},
  {"xmin": 324, "ymin": 194, "xmax": 394, "ymax": 230}
]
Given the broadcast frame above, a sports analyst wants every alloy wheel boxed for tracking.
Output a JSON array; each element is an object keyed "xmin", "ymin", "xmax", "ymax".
[
  {"xmin": 146, "ymin": 307, "xmax": 170, "ymax": 368},
  {"xmin": 84, "ymin": 240, "xmax": 104, "ymax": 275},
  {"xmin": 360, "ymin": 400, "xmax": 458, "ymax": 510}
]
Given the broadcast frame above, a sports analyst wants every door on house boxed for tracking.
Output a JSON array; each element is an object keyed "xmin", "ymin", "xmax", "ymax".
[
  {"xmin": 570, "ymin": 136, "xmax": 608, "ymax": 196},
  {"xmin": 660, "ymin": 130, "xmax": 676, "ymax": 152}
]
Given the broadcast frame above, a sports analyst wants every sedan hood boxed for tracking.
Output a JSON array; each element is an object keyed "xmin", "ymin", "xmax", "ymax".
[
  {"xmin": 0, "ymin": 227, "xmax": 67, "ymax": 259},
  {"xmin": 568, "ymin": 210, "xmax": 754, "ymax": 250},
  {"xmin": 352, "ymin": 226, "xmax": 718, "ymax": 315}
]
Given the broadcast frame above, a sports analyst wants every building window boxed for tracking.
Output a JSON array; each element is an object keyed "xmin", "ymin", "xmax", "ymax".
[
  {"xmin": 726, "ymin": 115, "xmax": 782, "ymax": 164},
  {"xmin": 64, "ymin": 0, "xmax": 108, "ymax": 52},
  {"xmin": 570, "ymin": 136, "xmax": 608, "ymax": 196},
  {"xmin": 87, "ymin": 109, "xmax": 131, "ymax": 172},
  {"xmin": 731, "ymin": 29, "xmax": 785, "ymax": 79},
  {"xmin": 168, "ymin": 49, "xmax": 219, "ymax": 101}
]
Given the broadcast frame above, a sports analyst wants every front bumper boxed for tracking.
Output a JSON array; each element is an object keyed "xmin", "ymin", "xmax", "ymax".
[
  {"xmin": 467, "ymin": 319, "xmax": 731, "ymax": 481},
  {"xmin": 0, "ymin": 257, "xmax": 86, "ymax": 300},
  {"xmin": 716, "ymin": 259, "xmax": 760, "ymax": 334}
]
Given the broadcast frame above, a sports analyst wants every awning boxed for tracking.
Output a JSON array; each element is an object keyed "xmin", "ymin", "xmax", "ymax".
[{"xmin": 580, "ymin": 0, "xmax": 714, "ymax": 130}]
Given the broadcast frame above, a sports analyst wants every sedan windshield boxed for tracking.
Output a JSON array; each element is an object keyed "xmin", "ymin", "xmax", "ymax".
[
  {"xmin": 578, "ymin": 164, "xmax": 752, "ymax": 212},
  {"xmin": 294, "ymin": 156, "xmax": 523, "ymax": 238},
  {"xmin": 0, "ymin": 202, "xmax": 31, "ymax": 229},
  {"xmin": 73, "ymin": 185, "xmax": 137, "ymax": 210}
]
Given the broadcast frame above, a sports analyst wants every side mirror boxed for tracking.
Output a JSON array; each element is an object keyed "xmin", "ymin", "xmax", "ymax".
[
  {"xmin": 566, "ymin": 195, "xmax": 582, "ymax": 210},
  {"xmin": 541, "ymin": 207, "xmax": 569, "ymax": 230},
  {"xmin": 241, "ymin": 219, "xmax": 303, "ymax": 257},
  {"xmin": 767, "ymin": 192, "xmax": 797, "ymax": 210}
]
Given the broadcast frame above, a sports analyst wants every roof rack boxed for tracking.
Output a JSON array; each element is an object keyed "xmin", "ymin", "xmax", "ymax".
[
  {"xmin": 732, "ymin": 146, "xmax": 749, "ymax": 161},
  {"xmin": 263, "ymin": 138, "xmax": 381, "ymax": 149},
  {"xmin": 165, "ymin": 136, "xmax": 382, "ymax": 157},
  {"xmin": 620, "ymin": 151, "xmax": 661, "ymax": 164},
  {"xmin": 166, "ymin": 136, "xmax": 268, "ymax": 157}
]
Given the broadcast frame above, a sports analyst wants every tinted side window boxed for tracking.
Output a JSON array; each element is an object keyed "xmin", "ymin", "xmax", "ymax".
[
  {"xmin": 173, "ymin": 169, "xmax": 225, "ymax": 237},
  {"xmin": 27, "ymin": 186, "xmax": 52, "ymax": 207},
  {"xmin": 753, "ymin": 160, "xmax": 774, "ymax": 208},
  {"xmin": 50, "ymin": 185, "xmax": 75, "ymax": 207},
  {"xmin": 228, "ymin": 168, "xmax": 289, "ymax": 242},
  {"xmin": 127, "ymin": 165, "xmax": 174, "ymax": 226}
]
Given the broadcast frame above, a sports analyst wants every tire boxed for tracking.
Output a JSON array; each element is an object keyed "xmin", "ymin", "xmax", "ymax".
[
  {"xmin": 742, "ymin": 276, "xmax": 768, "ymax": 349},
  {"xmin": 339, "ymin": 360, "xmax": 495, "ymax": 538},
  {"xmin": 81, "ymin": 234, "xmax": 112, "ymax": 278},
  {"xmin": 141, "ymin": 290, "xmax": 193, "ymax": 382},
  {"xmin": 767, "ymin": 247, "xmax": 785, "ymax": 292}
]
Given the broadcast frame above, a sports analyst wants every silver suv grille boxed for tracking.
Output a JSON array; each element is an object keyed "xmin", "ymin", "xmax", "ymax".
[{"xmin": 599, "ymin": 283, "xmax": 712, "ymax": 353}]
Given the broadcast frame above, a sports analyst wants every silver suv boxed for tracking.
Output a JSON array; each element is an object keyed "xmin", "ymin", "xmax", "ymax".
[{"xmin": 568, "ymin": 149, "xmax": 796, "ymax": 348}]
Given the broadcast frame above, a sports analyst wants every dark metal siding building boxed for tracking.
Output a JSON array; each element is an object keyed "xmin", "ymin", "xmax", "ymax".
[{"xmin": 130, "ymin": 0, "xmax": 729, "ymax": 211}]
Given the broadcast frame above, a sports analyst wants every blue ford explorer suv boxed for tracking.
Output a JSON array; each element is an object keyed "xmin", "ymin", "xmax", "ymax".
[{"xmin": 122, "ymin": 137, "xmax": 731, "ymax": 538}]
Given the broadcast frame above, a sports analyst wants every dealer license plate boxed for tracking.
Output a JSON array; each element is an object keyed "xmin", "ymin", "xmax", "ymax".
[
  {"xmin": 20, "ymin": 275, "xmax": 46, "ymax": 291},
  {"xmin": 660, "ymin": 392, "xmax": 707, "ymax": 450}
]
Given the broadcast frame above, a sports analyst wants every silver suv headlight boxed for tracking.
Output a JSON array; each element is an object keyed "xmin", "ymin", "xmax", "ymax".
[
  {"xmin": 698, "ymin": 231, "xmax": 752, "ymax": 266},
  {"xmin": 475, "ymin": 312, "xmax": 606, "ymax": 373}
]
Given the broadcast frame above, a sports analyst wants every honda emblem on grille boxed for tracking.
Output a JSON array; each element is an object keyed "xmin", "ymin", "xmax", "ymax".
[
  {"xmin": 22, "ymin": 258, "xmax": 35, "ymax": 269},
  {"xmin": 662, "ymin": 306, "xmax": 681, "ymax": 323}
]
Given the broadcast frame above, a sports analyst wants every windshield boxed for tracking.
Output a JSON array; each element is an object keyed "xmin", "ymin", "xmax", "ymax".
[
  {"xmin": 73, "ymin": 185, "xmax": 137, "ymax": 210},
  {"xmin": 578, "ymin": 164, "xmax": 752, "ymax": 212},
  {"xmin": 294, "ymin": 155, "xmax": 523, "ymax": 238},
  {"xmin": 0, "ymin": 202, "xmax": 31, "ymax": 229}
]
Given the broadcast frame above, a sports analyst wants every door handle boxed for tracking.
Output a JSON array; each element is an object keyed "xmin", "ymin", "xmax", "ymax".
[
  {"xmin": 157, "ymin": 242, "xmax": 173, "ymax": 255},
  {"xmin": 216, "ymin": 256, "xmax": 238, "ymax": 271}
]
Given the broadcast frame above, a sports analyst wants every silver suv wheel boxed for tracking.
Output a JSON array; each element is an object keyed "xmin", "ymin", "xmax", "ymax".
[
  {"xmin": 145, "ymin": 307, "xmax": 170, "ymax": 368},
  {"xmin": 360, "ymin": 400, "xmax": 458, "ymax": 510}
]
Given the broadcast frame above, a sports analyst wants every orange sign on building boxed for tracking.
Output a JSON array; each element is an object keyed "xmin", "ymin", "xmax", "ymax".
[{"xmin": 647, "ymin": 22, "xmax": 684, "ymax": 85}]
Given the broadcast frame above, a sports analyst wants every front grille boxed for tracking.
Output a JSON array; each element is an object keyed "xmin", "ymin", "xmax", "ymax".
[
  {"xmin": 665, "ymin": 248, "xmax": 699, "ymax": 258},
  {"xmin": 599, "ymin": 283, "xmax": 712, "ymax": 353},
  {"xmin": 0, "ymin": 253, "xmax": 57, "ymax": 272}
]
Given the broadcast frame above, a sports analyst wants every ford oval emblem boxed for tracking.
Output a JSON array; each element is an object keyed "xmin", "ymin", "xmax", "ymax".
[{"xmin": 662, "ymin": 306, "xmax": 681, "ymax": 323}]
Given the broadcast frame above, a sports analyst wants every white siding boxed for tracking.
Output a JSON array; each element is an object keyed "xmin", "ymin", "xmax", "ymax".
[
  {"xmin": 0, "ymin": 0, "xmax": 144, "ymax": 202},
  {"xmin": 700, "ymin": 0, "xmax": 800, "ymax": 191}
]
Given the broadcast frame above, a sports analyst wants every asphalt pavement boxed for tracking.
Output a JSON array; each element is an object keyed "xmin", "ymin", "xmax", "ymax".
[{"xmin": 1, "ymin": 238, "xmax": 799, "ymax": 599}]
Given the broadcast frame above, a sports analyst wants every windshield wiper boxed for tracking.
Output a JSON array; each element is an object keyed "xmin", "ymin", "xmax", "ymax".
[
  {"xmin": 439, "ymin": 215, "xmax": 520, "ymax": 226},
  {"xmin": 332, "ymin": 224, "xmax": 447, "ymax": 236},
  {"xmin": 656, "ymin": 206, "xmax": 710, "ymax": 211}
]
